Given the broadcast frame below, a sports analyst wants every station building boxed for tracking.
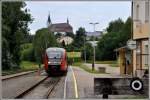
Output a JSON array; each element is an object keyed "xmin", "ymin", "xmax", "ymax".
[{"xmin": 132, "ymin": 0, "xmax": 149, "ymax": 77}]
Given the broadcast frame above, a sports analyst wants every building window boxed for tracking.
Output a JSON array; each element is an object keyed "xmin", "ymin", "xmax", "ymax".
[
  {"xmin": 145, "ymin": 1, "xmax": 149, "ymax": 22},
  {"xmin": 136, "ymin": 4, "xmax": 139, "ymax": 20},
  {"xmin": 143, "ymin": 40, "xmax": 149, "ymax": 68},
  {"xmin": 136, "ymin": 41, "xmax": 141, "ymax": 69},
  {"xmin": 144, "ymin": 45, "xmax": 148, "ymax": 66}
]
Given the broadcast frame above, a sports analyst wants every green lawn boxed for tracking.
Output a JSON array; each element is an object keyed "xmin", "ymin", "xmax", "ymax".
[
  {"xmin": 123, "ymin": 95, "xmax": 147, "ymax": 99},
  {"xmin": 72, "ymin": 61, "xmax": 83, "ymax": 66},
  {"xmin": 109, "ymin": 63, "xmax": 118, "ymax": 67},
  {"xmin": 86, "ymin": 60, "xmax": 118, "ymax": 67},
  {"xmin": 2, "ymin": 61, "xmax": 39, "ymax": 76},
  {"xmin": 20, "ymin": 61, "xmax": 39, "ymax": 70},
  {"xmin": 86, "ymin": 60, "xmax": 116, "ymax": 64}
]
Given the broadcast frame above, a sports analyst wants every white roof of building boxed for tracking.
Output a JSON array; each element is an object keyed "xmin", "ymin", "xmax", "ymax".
[{"xmin": 86, "ymin": 31, "xmax": 103, "ymax": 36}]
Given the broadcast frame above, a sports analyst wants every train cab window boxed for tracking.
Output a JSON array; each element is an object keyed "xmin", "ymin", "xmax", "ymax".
[{"xmin": 47, "ymin": 51, "xmax": 62, "ymax": 59}]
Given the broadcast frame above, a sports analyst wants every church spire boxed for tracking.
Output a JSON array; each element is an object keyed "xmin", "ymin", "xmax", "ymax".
[
  {"xmin": 47, "ymin": 12, "xmax": 52, "ymax": 27},
  {"xmin": 67, "ymin": 17, "xmax": 69, "ymax": 24}
]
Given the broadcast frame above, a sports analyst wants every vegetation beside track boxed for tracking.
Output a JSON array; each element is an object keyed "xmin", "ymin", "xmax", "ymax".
[
  {"xmin": 72, "ymin": 61, "xmax": 107, "ymax": 74},
  {"xmin": 123, "ymin": 95, "xmax": 147, "ymax": 99},
  {"xmin": 86, "ymin": 60, "xmax": 116, "ymax": 64},
  {"xmin": 2, "ymin": 61, "xmax": 39, "ymax": 76},
  {"xmin": 84, "ymin": 60, "xmax": 118, "ymax": 67}
]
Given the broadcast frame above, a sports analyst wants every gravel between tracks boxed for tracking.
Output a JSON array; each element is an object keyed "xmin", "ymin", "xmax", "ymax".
[{"xmin": 22, "ymin": 77, "xmax": 61, "ymax": 99}]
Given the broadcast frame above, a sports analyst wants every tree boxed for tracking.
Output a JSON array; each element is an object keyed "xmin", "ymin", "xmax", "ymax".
[
  {"xmin": 55, "ymin": 32, "xmax": 62, "ymax": 39},
  {"xmin": 65, "ymin": 32, "xmax": 75, "ymax": 38},
  {"xmin": 81, "ymin": 43, "xmax": 93, "ymax": 60},
  {"xmin": 20, "ymin": 43, "xmax": 35, "ymax": 61},
  {"xmin": 33, "ymin": 28, "xmax": 59, "ymax": 64},
  {"xmin": 106, "ymin": 18, "xmax": 124, "ymax": 33},
  {"xmin": 72, "ymin": 27, "xmax": 86, "ymax": 49},
  {"xmin": 2, "ymin": 2, "xmax": 32, "ymax": 70},
  {"xmin": 96, "ymin": 17, "xmax": 132, "ymax": 60}
]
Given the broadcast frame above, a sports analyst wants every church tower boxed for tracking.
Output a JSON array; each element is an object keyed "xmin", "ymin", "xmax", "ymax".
[
  {"xmin": 67, "ymin": 18, "xmax": 69, "ymax": 24},
  {"xmin": 47, "ymin": 12, "xmax": 52, "ymax": 27}
]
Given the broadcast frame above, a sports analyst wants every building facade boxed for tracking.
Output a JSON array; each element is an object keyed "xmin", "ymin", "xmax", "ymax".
[
  {"xmin": 132, "ymin": 0, "xmax": 149, "ymax": 77},
  {"xmin": 57, "ymin": 36, "xmax": 73, "ymax": 45},
  {"xmin": 47, "ymin": 13, "xmax": 73, "ymax": 33}
]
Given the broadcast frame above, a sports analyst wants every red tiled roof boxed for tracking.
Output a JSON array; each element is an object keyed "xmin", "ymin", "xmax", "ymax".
[{"xmin": 49, "ymin": 23, "xmax": 73, "ymax": 32}]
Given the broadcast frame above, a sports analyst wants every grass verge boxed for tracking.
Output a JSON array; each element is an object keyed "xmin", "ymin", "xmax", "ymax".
[
  {"xmin": 123, "ymin": 95, "xmax": 147, "ymax": 99},
  {"xmin": 2, "ymin": 61, "xmax": 39, "ymax": 76},
  {"xmin": 87, "ymin": 60, "xmax": 118, "ymax": 67},
  {"xmin": 72, "ymin": 62, "xmax": 106, "ymax": 74}
]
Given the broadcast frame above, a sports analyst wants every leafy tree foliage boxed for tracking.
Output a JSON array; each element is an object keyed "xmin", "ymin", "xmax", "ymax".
[
  {"xmin": 2, "ymin": 2, "xmax": 32, "ymax": 70},
  {"xmin": 81, "ymin": 43, "xmax": 93, "ymax": 60},
  {"xmin": 23, "ymin": 34, "xmax": 35, "ymax": 43},
  {"xmin": 96, "ymin": 17, "xmax": 132, "ymax": 60},
  {"xmin": 72, "ymin": 27, "xmax": 86, "ymax": 50},
  {"xmin": 33, "ymin": 28, "xmax": 59, "ymax": 64},
  {"xmin": 65, "ymin": 32, "xmax": 75, "ymax": 38},
  {"xmin": 106, "ymin": 18, "xmax": 124, "ymax": 33},
  {"xmin": 20, "ymin": 43, "xmax": 35, "ymax": 61},
  {"xmin": 55, "ymin": 32, "xmax": 62, "ymax": 39}
]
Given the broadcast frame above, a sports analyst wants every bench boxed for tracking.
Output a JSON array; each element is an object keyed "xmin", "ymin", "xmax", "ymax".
[{"xmin": 98, "ymin": 67, "xmax": 106, "ymax": 73}]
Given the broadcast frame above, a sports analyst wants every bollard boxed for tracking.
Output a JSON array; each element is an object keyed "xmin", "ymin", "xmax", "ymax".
[
  {"xmin": 37, "ymin": 64, "xmax": 41, "ymax": 76},
  {"xmin": 102, "ymin": 93, "xmax": 108, "ymax": 99},
  {"xmin": 37, "ymin": 68, "xmax": 40, "ymax": 76}
]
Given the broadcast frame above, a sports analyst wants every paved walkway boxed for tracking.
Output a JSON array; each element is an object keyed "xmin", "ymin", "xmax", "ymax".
[
  {"xmin": 84, "ymin": 63, "xmax": 120, "ymax": 76},
  {"xmin": 72, "ymin": 67, "xmax": 142, "ymax": 99}
]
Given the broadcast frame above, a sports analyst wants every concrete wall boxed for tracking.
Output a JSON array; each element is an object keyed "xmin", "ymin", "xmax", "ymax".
[{"xmin": 94, "ymin": 78, "xmax": 149, "ymax": 96}]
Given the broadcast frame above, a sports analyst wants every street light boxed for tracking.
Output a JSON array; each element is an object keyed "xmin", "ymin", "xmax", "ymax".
[
  {"xmin": 89, "ymin": 22, "xmax": 99, "ymax": 71},
  {"xmin": 84, "ymin": 35, "xmax": 86, "ymax": 63}
]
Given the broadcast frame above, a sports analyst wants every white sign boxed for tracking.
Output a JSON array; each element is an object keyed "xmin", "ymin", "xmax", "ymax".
[
  {"xmin": 127, "ymin": 40, "xmax": 136, "ymax": 50},
  {"xmin": 88, "ymin": 41, "xmax": 98, "ymax": 47}
]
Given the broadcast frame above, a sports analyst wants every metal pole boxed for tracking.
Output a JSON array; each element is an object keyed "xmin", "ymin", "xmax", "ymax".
[
  {"xmin": 131, "ymin": 0, "xmax": 134, "ymax": 77},
  {"xmin": 148, "ymin": 0, "xmax": 150, "ymax": 89},
  {"xmin": 90, "ymin": 22, "xmax": 99, "ymax": 71},
  {"xmin": 84, "ymin": 36, "xmax": 86, "ymax": 63},
  {"xmin": 93, "ymin": 24, "xmax": 95, "ymax": 71}
]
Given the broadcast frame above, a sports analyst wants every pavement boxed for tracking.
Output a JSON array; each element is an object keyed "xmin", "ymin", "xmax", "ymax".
[
  {"xmin": 84, "ymin": 63, "xmax": 120, "ymax": 75},
  {"xmin": 72, "ymin": 66, "xmax": 148, "ymax": 99}
]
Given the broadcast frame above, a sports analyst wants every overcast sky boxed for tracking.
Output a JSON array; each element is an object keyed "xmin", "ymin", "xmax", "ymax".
[{"xmin": 25, "ymin": 1, "xmax": 131, "ymax": 34}]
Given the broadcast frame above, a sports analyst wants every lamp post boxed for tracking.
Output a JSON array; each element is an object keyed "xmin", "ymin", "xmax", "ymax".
[
  {"xmin": 84, "ymin": 35, "xmax": 86, "ymax": 63},
  {"xmin": 89, "ymin": 22, "xmax": 99, "ymax": 71}
]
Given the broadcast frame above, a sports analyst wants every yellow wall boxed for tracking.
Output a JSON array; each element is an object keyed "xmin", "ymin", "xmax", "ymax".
[
  {"xmin": 133, "ymin": 22, "xmax": 149, "ymax": 39},
  {"xmin": 133, "ymin": 50, "xmax": 137, "ymax": 75},
  {"xmin": 132, "ymin": 40, "xmax": 149, "ymax": 76}
]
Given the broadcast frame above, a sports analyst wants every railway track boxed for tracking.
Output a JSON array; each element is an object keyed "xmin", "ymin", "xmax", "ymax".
[{"xmin": 15, "ymin": 77, "xmax": 61, "ymax": 99}]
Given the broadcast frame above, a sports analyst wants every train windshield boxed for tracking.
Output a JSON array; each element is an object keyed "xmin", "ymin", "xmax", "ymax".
[{"xmin": 47, "ymin": 51, "xmax": 62, "ymax": 59}]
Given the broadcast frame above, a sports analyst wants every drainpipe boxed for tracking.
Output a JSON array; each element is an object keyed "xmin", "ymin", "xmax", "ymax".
[
  {"xmin": 148, "ymin": 1, "xmax": 150, "ymax": 98},
  {"xmin": 131, "ymin": 0, "xmax": 134, "ymax": 77},
  {"xmin": 148, "ymin": 1, "xmax": 150, "ymax": 76}
]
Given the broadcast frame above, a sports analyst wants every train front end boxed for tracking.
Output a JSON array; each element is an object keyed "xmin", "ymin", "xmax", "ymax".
[{"xmin": 44, "ymin": 47, "xmax": 67, "ymax": 76}]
